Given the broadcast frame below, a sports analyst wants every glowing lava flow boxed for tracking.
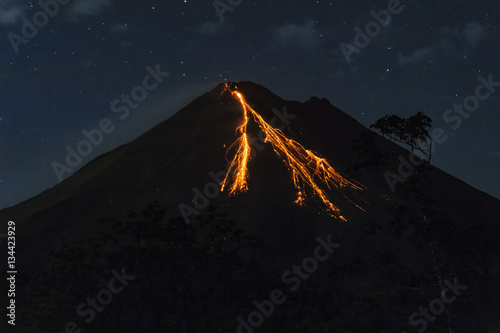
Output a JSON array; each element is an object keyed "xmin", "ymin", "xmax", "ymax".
[
  {"xmin": 220, "ymin": 84, "xmax": 365, "ymax": 221},
  {"xmin": 220, "ymin": 92, "xmax": 251, "ymax": 195}
]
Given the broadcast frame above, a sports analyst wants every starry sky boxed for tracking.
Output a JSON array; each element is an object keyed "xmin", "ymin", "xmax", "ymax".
[{"xmin": 0, "ymin": 0, "xmax": 499, "ymax": 209}]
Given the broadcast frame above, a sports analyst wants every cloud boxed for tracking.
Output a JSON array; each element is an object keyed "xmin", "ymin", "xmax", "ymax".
[
  {"xmin": 273, "ymin": 19, "xmax": 321, "ymax": 48},
  {"xmin": 70, "ymin": 0, "xmax": 111, "ymax": 17},
  {"xmin": 398, "ymin": 21, "xmax": 487, "ymax": 66},
  {"xmin": 0, "ymin": 1, "xmax": 27, "ymax": 25},
  {"xmin": 110, "ymin": 23, "xmax": 130, "ymax": 34},
  {"xmin": 0, "ymin": 0, "xmax": 112, "ymax": 26},
  {"xmin": 398, "ymin": 46, "xmax": 434, "ymax": 65},
  {"xmin": 463, "ymin": 21, "xmax": 485, "ymax": 46},
  {"xmin": 197, "ymin": 21, "xmax": 225, "ymax": 36}
]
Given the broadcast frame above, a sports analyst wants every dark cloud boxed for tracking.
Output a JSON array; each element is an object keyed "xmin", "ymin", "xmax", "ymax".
[
  {"xmin": 273, "ymin": 19, "xmax": 322, "ymax": 49},
  {"xmin": 0, "ymin": 1, "xmax": 28, "ymax": 25},
  {"xmin": 69, "ymin": 0, "xmax": 113, "ymax": 17},
  {"xmin": 398, "ymin": 46, "xmax": 434, "ymax": 65},
  {"xmin": 463, "ymin": 21, "xmax": 486, "ymax": 46}
]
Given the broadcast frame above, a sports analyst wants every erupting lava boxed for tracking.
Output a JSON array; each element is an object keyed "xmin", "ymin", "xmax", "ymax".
[{"xmin": 219, "ymin": 83, "xmax": 365, "ymax": 221}]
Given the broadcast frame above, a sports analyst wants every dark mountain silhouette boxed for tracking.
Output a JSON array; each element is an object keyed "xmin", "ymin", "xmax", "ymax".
[{"xmin": 1, "ymin": 81, "xmax": 499, "ymax": 333}]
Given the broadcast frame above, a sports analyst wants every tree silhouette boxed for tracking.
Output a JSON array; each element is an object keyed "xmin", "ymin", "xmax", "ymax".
[{"xmin": 370, "ymin": 112, "xmax": 433, "ymax": 163}]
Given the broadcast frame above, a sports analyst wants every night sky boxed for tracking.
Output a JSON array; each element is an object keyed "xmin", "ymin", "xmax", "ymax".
[{"xmin": 0, "ymin": 0, "xmax": 499, "ymax": 209}]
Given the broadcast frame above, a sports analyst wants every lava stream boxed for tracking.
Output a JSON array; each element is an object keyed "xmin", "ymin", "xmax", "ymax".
[{"xmin": 220, "ymin": 84, "xmax": 365, "ymax": 221}]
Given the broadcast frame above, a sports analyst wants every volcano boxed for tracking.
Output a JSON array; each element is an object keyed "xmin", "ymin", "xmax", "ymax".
[{"xmin": 1, "ymin": 81, "xmax": 499, "ymax": 333}]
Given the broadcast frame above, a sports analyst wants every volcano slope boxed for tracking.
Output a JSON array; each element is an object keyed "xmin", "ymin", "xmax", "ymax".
[{"xmin": 1, "ymin": 81, "xmax": 499, "ymax": 332}]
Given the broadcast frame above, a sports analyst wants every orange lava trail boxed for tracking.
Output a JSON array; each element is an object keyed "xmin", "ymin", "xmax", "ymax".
[
  {"xmin": 220, "ymin": 84, "xmax": 365, "ymax": 221},
  {"xmin": 220, "ymin": 95, "xmax": 251, "ymax": 195}
]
